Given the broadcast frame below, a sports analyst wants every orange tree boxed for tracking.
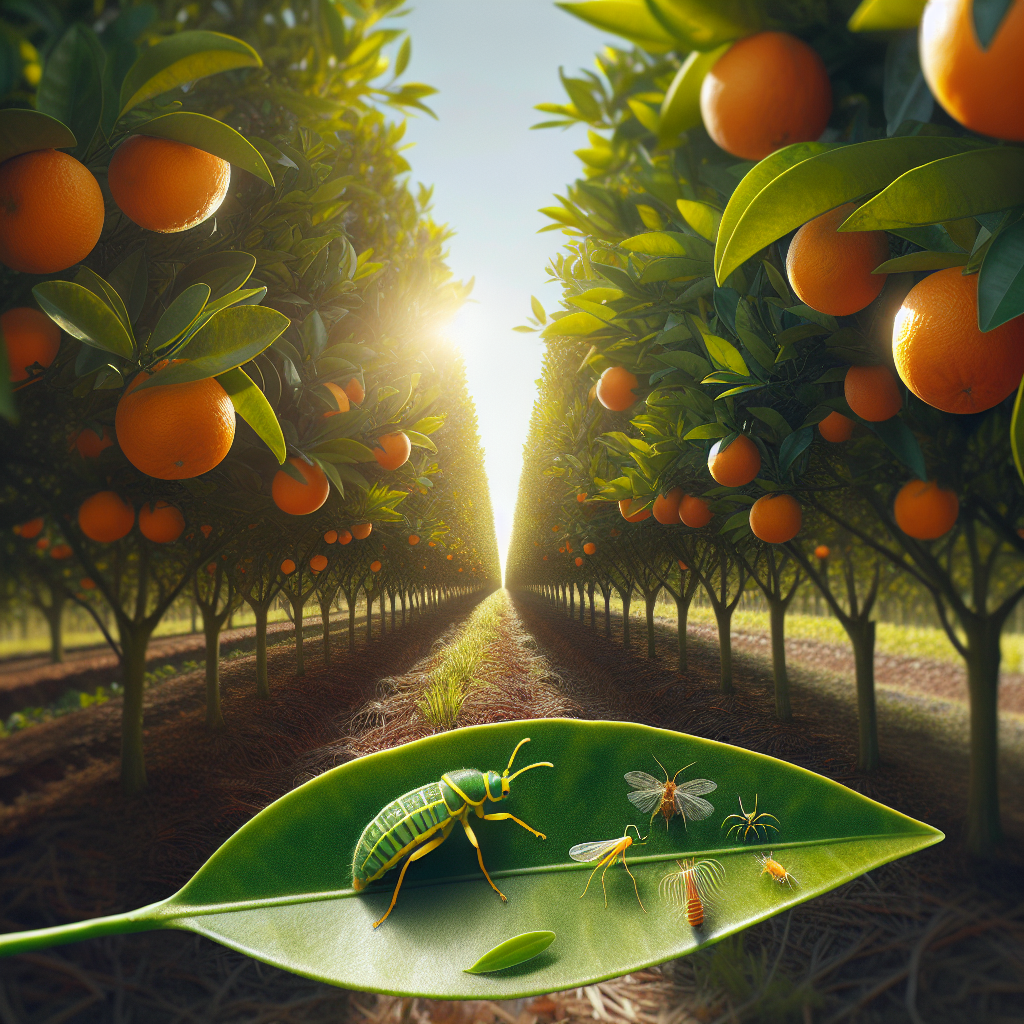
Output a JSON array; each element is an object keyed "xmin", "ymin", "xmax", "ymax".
[{"xmin": 507, "ymin": 0, "xmax": 1023, "ymax": 855}]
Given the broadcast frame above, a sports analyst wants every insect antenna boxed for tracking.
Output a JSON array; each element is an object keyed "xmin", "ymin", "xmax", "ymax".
[
  {"xmin": 671, "ymin": 760, "xmax": 696, "ymax": 785},
  {"xmin": 503, "ymin": 737, "xmax": 553, "ymax": 783}
]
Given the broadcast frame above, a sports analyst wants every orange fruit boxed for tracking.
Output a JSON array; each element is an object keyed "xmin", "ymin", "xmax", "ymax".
[
  {"xmin": 107, "ymin": 135, "xmax": 230, "ymax": 233},
  {"xmin": 894, "ymin": 479, "xmax": 959, "ymax": 540},
  {"xmin": 74, "ymin": 425, "xmax": 114, "ymax": 457},
  {"xmin": 344, "ymin": 378, "xmax": 365, "ymax": 405},
  {"xmin": 138, "ymin": 501, "xmax": 185, "ymax": 543},
  {"xmin": 0, "ymin": 150, "xmax": 104, "ymax": 273},
  {"xmin": 749, "ymin": 493, "xmax": 802, "ymax": 544},
  {"xmin": 310, "ymin": 554, "xmax": 328, "ymax": 572},
  {"xmin": 35, "ymin": 537, "xmax": 49, "ymax": 550},
  {"xmin": 542, "ymin": 555, "xmax": 548, "ymax": 560},
  {"xmin": 16, "ymin": 517, "xmax": 44, "ymax": 539},
  {"xmin": 272, "ymin": 458, "xmax": 330, "ymax": 515},
  {"xmin": 428, "ymin": 541, "xmax": 436, "ymax": 546},
  {"xmin": 78, "ymin": 491, "xmax": 134, "ymax": 542},
  {"xmin": 920, "ymin": 0, "xmax": 1024, "ymax": 141},
  {"xmin": 892, "ymin": 268, "xmax": 1024, "ymax": 415},
  {"xmin": 708, "ymin": 434, "xmax": 760, "ymax": 487},
  {"xmin": 116, "ymin": 367, "xmax": 235, "ymax": 479},
  {"xmin": 844, "ymin": 365, "xmax": 902, "ymax": 421},
  {"xmin": 596, "ymin": 366, "xmax": 639, "ymax": 411},
  {"xmin": 814, "ymin": 544, "xmax": 830, "ymax": 559},
  {"xmin": 409, "ymin": 533, "xmax": 420, "ymax": 545},
  {"xmin": 322, "ymin": 382, "xmax": 350, "ymax": 418},
  {"xmin": 818, "ymin": 411, "xmax": 854, "ymax": 443},
  {"xmin": 373, "ymin": 432, "xmax": 411, "ymax": 471},
  {"xmin": 559, "ymin": 546, "xmax": 565, "ymax": 553},
  {"xmin": 280, "ymin": 558, "xmax": 296, "ymax": 575},
  {"xmin": 575, "ymin": 556, "xmax": 583, "ymax": 567},
  {"xmin": 786, "ymin": 204, "xmax": 889, "ymax": 316},
  {"xmin": 50, "ymin": 543, "xmax": 72, "ymax": 559},
  {"xmin": 324, "ymin": 529, "xmax": 338, "ymax": 544},
  {"xmin": 80, "ymin": 577, "xmax": 96, "ymax": 590},
  {"xmin": 352, "ymin": 522, "xmax": 372, "ymax": 540},
  {"xmin": 618, "ymin": 498, "xmax": 652, "ymax": 522},
  {"xmin": 339, "ymin": 529, "xmax": 353, "ymax": 544},
  {"xmin": 700, "ymin": 32, "xmax": 832, "ymax": 161},
  {"xmin": 370, "ymin": 560, "xmax": 382, "ymax": 573},
  {"xmin": 680, "ymin": 494, "xmax": 713, "ymax": 527},
  {"xmin": 1, "ymin": 308, "xmax": 61, "ymax": 381},
  {"xmin": 584, "ymin": 542, "xmax": 596, "ymax": 555},
  {"xmin": 678, "ymin": 560, "xmax": 688, "ymax": 571},
  {"xmin": 566, "ymin": 542, "xmax": 574, "ymax": 553},
  {"xmin": 652, "ymin": 487, "xmax": 684, "ymax": 524},
  {"xmin": 577, "ymin": 492, "xmax": 587, "ymax": 502},
  {"xmin": 447, "ymin": 553, "xmax": 454, "ymax": 560}
]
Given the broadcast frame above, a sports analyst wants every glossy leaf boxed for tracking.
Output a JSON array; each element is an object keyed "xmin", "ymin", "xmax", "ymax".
[
  {"xmin": 715, "ymin": 137, "xmax": 981, "ymax": 283},
  {"xmin": 216, "ymin": 367, "xmax": 286, "ymax": 464},
  {"xmin": 74, "ymin": 267, "xmax": 136, "ymax": 343},
  {"xmin": 35, "ymin": 25, "xmax": 104, "ymax": 158},
  {"xmin": 172, "ymin": 252, "xmax": 257, "ymax": 301},
  {"xmin": 32, "ymin": 282, "xmax": 134, "ymax": 360},
  {"xmin": 540, "ymin": 312, "xmax": 607, "ymax": 338},
  {"xmin": 0, "ymin": 720, "xmax": 941, "ymax": 997},
  {"xmin": 659, "ymin": 45, "xmax": 730, "ymax": 143},
  {"xmin": 556, "ymin": 2, "xmax": 675, "ymax": 51},
  {"xmin": 702, "ymin": 333, "xmax": 748, "ymax": 376},
  {"xmin": 0, "ymin": 109, "xmax": 76, "ymax": 165},
  {"xmin": 137, "ymin": 306, "xmax": 289, "ymax": 390},
  {"xmin": 132, "ymin": 112, "xmax": 274, "ymax": 186},
  {"xmin": 978, "ymin": 218, "xmax": 1024, "ymax": 331},
  {"xmin": 866, "ymin": 418, "xmax": 927, "ymax": 481},
  {"xmin": 973, "ymin": 0, "xmax": 1016, "ymax": 47},
  {"xmin": 644, "ymin": 0, "xmax": 761, "ymax": 50},
  {"xmin": 847, "ymin": 0, "xmax": 925, "ymax": 31},
  {"xmin": 150, "ymin": 284, "xmax": 211, "ymax": 355},
  {"xmin": 872, "ymin": 251, "xmax": 968, "ymax": 273},
  {"xmin": 883, "ymin": 32, "xmax": 932, "ymax": 136},
  {"xmin": 841, "ymin": 148, "xmax": 1024, "ymax": 230},
  {"xmin": 405, "ymin": 430, "xmax": 438, "ymax": 453},
  {"xmin": 118, "ymin": 31, "xmax": 262, "ymax": 119},
  {"xmin": 465, "ymin": 931, "xmax": 556, "ymax": 974},
  {"xmin": 621, "ymin": 231, "xmax": 714, "ymax": 260},
  {"xmin": 676, "ymin": 200, "xmax": 722, "ymax": 242},
  {"xmin": 107, "ymin": 249, "xmax": 149, "ymax": 326}
]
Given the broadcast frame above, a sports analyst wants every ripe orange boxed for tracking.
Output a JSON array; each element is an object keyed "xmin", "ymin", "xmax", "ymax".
[
  {"xmin": 894, "ymin": 479, "xmax": 959, "ymax": 540},
  {"xmin": 575, "ymin": 556, "xmax": 583, "ymax": 567},
  {"xmin": 447, "ymin": 553, "xmax": 454, "ymax": 560},
  {"xmin": 339, "ymin": 530, "xmax": 353, "ymax": 544},
  {"xmin": 679, "ymin": 494, "xmax": 713, "ymax": 527},
  {"xmin": 652, "ymin": 487, "xmax": 684, "ymax": 525},
  {"xmin": 700, "ymin": 32, "xmax": 832, "ymax": 161},
  {"xmin": 542, "ymin": 555, "xmax": 548, "ymax": 560},
  {"xmin": 596, "ymin": 366, "xmax": 639, "ymax": 411},
  {"xmin": 814, "ymin": 544, "xmax": 830, "ymax": 559},
  {"xmin": 844, "ymin": 365, "xmax": 902, "ymax": 421},
  {"xmin": 281, "ymin": 558, "xmax": 296, "ymax": 575},
  {"xmin": 920, "ymin": 0, "xmax": 1023, "ymax": 141},
  {"xmin": 50, "ymin": 543, "xmax": 72, "ymax": 559},
  {"xmin": 1, "ymin": 308, "xmax": 61, "ymax": 381},
  {"xmin": 370, "ymin": 560, "xmax": 382, "ymax": 573},
  {"xmin": 116, "ymin": 367, "xmax": 235, "ymax": 479},
  {"xmin": 108, "ymin": 135, "xmax": 230, "ymax": 233},
  {"xmin": 678, "ymin": 560, "xmax": 688, "ymax": 571},
  {"xmin": 16, "ymin": 517, "xmax": 44, "ymax": 539},
  {"xmin": 373, "ymin": 432, "xmax": 411, "ymax": 471},
  {"xmin": 619, "ymin": 498, "xmax": 652, "ymax": 522},
  {"xmin": 272, "ymin": 458, "xmax": 330, "ymax": 515},
  {"xmin": 708, "ymin": 434, "xmax": 761, "ymax": 486},
  {"xmin": 584, "ymin": 542, "xmax": 596, "ymax": 555},
  {"xmin": 409, "ymin": 533, "xmax": 420, "ymax": 545},
  {"xmin": 74, "ymin": 425, "xmax": 114, "ymax": 457},
  {"xmin": 322, "ymin": 382, "xmax": 350, "ymax": 418},
  {"xmin": 324, "ymin": 529, "xmax": 338, "ymax": 543},
  {"xmin": 749, "ymin": 493, "xmax": 802, "ymax": 544},
  {"xmin": 344, "ymin": 378, "xmax": 365, "ymax": 405},
  {"xmin": 352, "ymin": 522, "xmax": 372, "ymax": 540},
  {"xmin": 310, "ymin": 554, "xmax": 328, "ymax": 572},
  {"xmin": 818, "ymin": 411, "xmax": 854, "ymax": 443},
  {"xmin": 0, "ymin": 149, "xmax": 104, "ymax": 273},
  {"xmin": 35, "ymin": 537, "xmax": 49, "ymax": 550},
  {"xmin": 577, "ymin": 492, "xmax": 587, "ymax": 502},
  {"xmin": 138, "ymin": 501, "xmax": 185, "ymax": 543},
  {"xmin": 80, "ymin": 577, "xmax": 96, "ymax": 590},
  {"xmin": 78, "ymin": 491, "xmax": 134, "ymax": 542},
  {"xmin": 786, "ymin": 204, "xmax": 889, "ymax": 316},
  {"xmin": 428, "ymin": 541, "xmax": 436, "ymax": 546},
  {"xmin": 893, "ymin": 268, "xmax": 1024, "ymax": 415}
]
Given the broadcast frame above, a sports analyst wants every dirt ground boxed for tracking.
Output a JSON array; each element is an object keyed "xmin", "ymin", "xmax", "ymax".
[{"xmin": 0, "ymin": 591, "xmax": 1021, "ymax": 1023}]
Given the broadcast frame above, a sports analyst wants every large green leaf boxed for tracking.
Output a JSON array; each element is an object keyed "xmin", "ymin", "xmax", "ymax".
[
  {"xmin": 132, "ymin": 112, "xmax": 274, "ymax": 186},
  {"xmin": 978, "ymin": 218, "xmax": 1024, "ymax": 331},
  {"xmin": 32, "ymin": 281, "xmax": 134, "ymax": 360},
  {"xmin": 715, "ymin": 137, "xmax": 983, "ymax": 283},
  {"xmin": 171, "ymin": 251, "xmax": 256, "ymax": 301},
  {"xmin": 622, "ymin": 231, "xmax": 715, "ymax": 260},
  {"xmin": 644, "ymin": 0, "xmax": 761, "ymax": 50},
  {"xmin": 0, "ymin": 109, "xmax": 76, "ymax": 166},
  {"xmin": 0, "ymin": 720, "xmax": 941, "ymax": 997},
  {"xmin": 150, "ymin": 284, "xmax": 211, "ymax": 356},
  {"xmin": 137, "ymin": 306, "xmax": 289, "ymax": 389},
  {"xmin": 118, "ymin": 31, "xmax": 262, "ymax": 120},
  {"xmin": 659, "ymin": 45, "xmax": 730, "ymax": 143},
  {"xmin": 35, "ymin": 25, "xmax": 104, "ymax": 159},
  {"xmin": 540, "ymin": 311, "xmax": 608, "ymax": 338},
  {"xmin": 841, "ymin": 148, "xmax": 1024, "ymax": 230},
  {"xmin": 216, "ymin": 367, "xmax": 286, "ymax": 464},
  {"xmin": 555, "ymin": 2, "xmax": 675, "ymax": 50}
]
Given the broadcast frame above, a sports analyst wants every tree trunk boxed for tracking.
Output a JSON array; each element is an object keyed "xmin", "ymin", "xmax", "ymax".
[
  {"xmin": 380, "ymin": 592, "xmax": 387, "ymax": 636},
  {"xmin": 204, "ymin": 617, "xmax": 225, "ymax": 731},
  {"xmin": 963, "ymin": 618, "xmax": 1003, "ymax": 856},
  {"xmin": 293, "ymin": 597, "xmax": 305, "ymax": 676},
  {"xmin": 645, "ymin": 594, "xmax": 657, "ymax": 659},
  {"xmin": 44, "ymin": 596, "xmax": 65, "ymax": 664},
  {"xmin": 620, "ymin": 591, "xmax": 631, "ymax": 651},
  {"xmin": 401, "ymin": 590, "xmax": 406, "ymax": 625},
  {"xmin": 604, "ymin": 589, "xmax": 611, "ymax": 637},
  {"xmin": 366, "ymin": 594, "xmax": 373, "ymax": 641},
  {"xmin": 675, "ymin": 593, "xmax": 690, "ymax": 673},
  {"xmin": 390, "ymin": 591, "xmax": 396, "ymax": 628},
  {"xmin": 768, "ymin": 599, "xmax": 792, "ymax": 722},
  {"xmin": 119, "ymin": 627, "xmax": 150, "ymax": 795},
  {"xmin": 348, "ymin": 592, "xmax": 357, "ymax": 651},
  {"xmin": 254, "ymin": 604, "xmax": 269, "ymax": 699},
  {"xmin": 713, "ymin": 606, "xmax": 733, "ymax": 694},
  {"xmin": 568, "ymin": 584, "xmax": 574, "ymax": 618},
  {"xmin": 847, "ymin": 618, "xmax": 879, "ymax": 772},
  {"xmin": 320, "ymin": 598, "xmax": 331, "ymax": 664},
  {"xmin": 588, "ymin": 584, "xmax": 595, "ymax": 627}
]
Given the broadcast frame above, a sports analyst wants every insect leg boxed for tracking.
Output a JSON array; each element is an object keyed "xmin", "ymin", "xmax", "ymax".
[
  {"xmin": 621, "ymin": 849, "xmax": 647, "ymax": 913},
  {"xmin": 373, "ymin": 822, "xmax": 453, "ymax": 928},
  {"xmin": 480, "ymin": 811, "xmax": 546, "ymax": 839},
  {"xmin": 460, "ymin": 816, "xmax": 507, "ymax": 902},
  {"xmin": 580, "ymin": 849, "xmax": 617, "ymax": 900}
]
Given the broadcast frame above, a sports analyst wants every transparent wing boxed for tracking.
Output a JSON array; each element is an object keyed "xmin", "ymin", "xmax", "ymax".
[
  {"xmin": 678, "ymin": 777, "xmax": 717, "ymax": 797},
  {"xmin": 675, "ymin": 791, "xmax": 715, "ymax": 822},
  {"xmin": 624, "ymin": 771, "xmax": 662, "ymax": 790},
  {"xmin": 568, "ymin": 838, "xmax": 621, "ymax": 863},
  {"xmin": 627, "ymin": 788, "xmax": 664, "ymax": 814}
]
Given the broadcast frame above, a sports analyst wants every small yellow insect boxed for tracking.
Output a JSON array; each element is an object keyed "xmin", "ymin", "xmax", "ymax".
[
  {"xmin": 722, "ymin": 794, "xmax": 780, "ymax": 842},
  {"xmin": 756, "ymin": 851, "xmax": 798, "ymax": 888},
  {"xmin": 569, "ymin": 824, "xmax": 647, "ymax": 911}
]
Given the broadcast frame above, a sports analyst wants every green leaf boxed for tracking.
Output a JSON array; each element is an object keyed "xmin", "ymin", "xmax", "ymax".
[
  {"xmin": 779, "ymin": 426, "xmax": 813, "ymax": 475},
  {"xmin": 74, "ymin": 266, "xmax": 136, "ymax": 343},
  {"xmin": 310, "ymin": 438, "xmax": 378, "ymax": 463},
  {"xmin": 883, "ymin": 32, "xmax": 933, "ymax": 136},
  {"xmin": 841, "ymin": 148, "xmax": 1024, "ymax": 231},
  {"xmin": 172, "ymin": 251, "xmax": 256, "ymax": 301},
  {"xmin": 216, "ymin": 367, "xmax": 286, "ymax": 463},
  {"xmin": 465, "ymin": 931, "xmax": 556, "ymax": 975},
  {"xmin": 405, "ymin": 430, "xmax": 438, "ymax": 453},
  {"xmin": 978, "ymin": 218, "xmax": 1024, "ymax": 331},
  {"xmin": 32, "ymin": 281, "xmax": 134, "ymax": 360},
  {"xmin": 540, "ymin": 312, "xmax": 608, "ymax": 338},
  {"xmin": 973, "ymin": 0, "xmax": 1016, "ymax": 48},
  {"xmin": 130, "ymin": 112, "xmax": 274, "ymax": 186},
  {"xmin": 716, "ymin": 137, "xmax": 982, "ymax": 284},
  {"xmin": 0, "ymin": 331, "xmax": 15, "ymax": 423},
  {"xmin": 644, "ymin": 0, "xmax": 762, "ymax": 50},
  {"xmin": 676, "ymin": 200, "xmax": 722, "ymax": 242},
  {"xmin": 530, "ymin": 295, "xmax": 547, "ymax": 324},
  {"xmin": 621, "ymin": 231, "xmax": 714, "ymax": 260},
  {"xmin": 659, "ymin": 45, "xmax": 730, "ymax": 143},
  {"xmin": 653, "ymin": 350, "xmax": 713, "ymax": 378},
  {"xmin": 639, "ymin": 257, "xmax": 711, "ymax": 283},
  {"xmin": 702, "ymin": 333, "xmax": 749, "ymax": 376},
  {"xmin": 847, "ymin": 0, "xmax": 925, "ymax": 31},
  {"xmin": 1012, "ymin": 377, "xmax": 1024, "ymax": 486},
  {"xmin": 747, "ymin": 407, "xmax": 792, "ymax": 439},
  {"xmin": 107, "ymin": 249, "xmax": 149, "ymax": 325},
  {"xmin": 867, "ymin": 418, "xmax": 927, "ymax": 481},
  {"xmin": 685, "ymin": 422, "xmax": 731, "ymax": 439},
  {"xmin": 0, "ymin": 109, "xmax": 76, "ymax": 165},
  {"xmin": 118, "ymin": 31, "xmax": 262, "ymax": 120},
  {"xmin": 556, "ymin": 1, "xmax": 675, "ymax": 51},
  {"xmin": 138, "ymin": 306, "xmax": 289, "ymax": 389},
  {"xmin": 872, "ymin": 251, "xmax": 969, "ymax": 274},
  {"xmin": 36, "ymin": 25, "xmax": 104, "ymax": 159},
  {"xmin": 150, "ymin": 284, "xmax": 211, "ymax": 355}
]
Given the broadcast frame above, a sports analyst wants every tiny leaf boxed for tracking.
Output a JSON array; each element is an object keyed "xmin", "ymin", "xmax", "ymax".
[{"xmin": 465, "ymin": 931, "xmax": 556, "ymax": 974}]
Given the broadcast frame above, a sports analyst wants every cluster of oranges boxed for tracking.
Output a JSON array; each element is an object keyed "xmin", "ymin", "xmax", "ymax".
[{"xmin": 75, "ymin": 493, "xmax": 186, "ymax": 544}]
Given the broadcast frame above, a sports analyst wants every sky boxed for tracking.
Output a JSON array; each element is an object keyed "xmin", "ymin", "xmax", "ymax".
[{"xmin": 394, "ymin": 1, "xmax": 610, "ymax": 575}]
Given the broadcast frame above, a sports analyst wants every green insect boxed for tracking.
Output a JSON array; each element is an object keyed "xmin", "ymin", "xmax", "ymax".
[{"xmin": 351, "ymin": 737, "xmax": 553, "ymax": 927}]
